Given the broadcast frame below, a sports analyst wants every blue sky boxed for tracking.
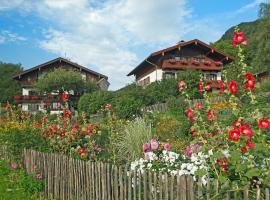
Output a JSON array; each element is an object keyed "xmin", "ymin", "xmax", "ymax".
[{"xmin": 0, "ymin": 0, "xmax": 268, "ymax": 90}]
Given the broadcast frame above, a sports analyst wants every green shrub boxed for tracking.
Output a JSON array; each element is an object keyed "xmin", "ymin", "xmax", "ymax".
[
  {"xmin": 110, "ymin": 118, "xmax": 152, "ymax": 163},
  {"xmin": 78, "ymin": 91, "xmax": 113, "ymax": 115},
  {"xmin": 0, "ymin": 123, "xmax": 51, "ymax": 161}
]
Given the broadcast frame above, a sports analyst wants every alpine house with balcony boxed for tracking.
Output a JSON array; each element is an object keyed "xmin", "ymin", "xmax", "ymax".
[
  {"xmin": 127, "ymin": 39, "xmax": 234, "ymax": 88},
  {"xmin": 13, "ymin": 57, "xmax": 109, "ymax": 113}
]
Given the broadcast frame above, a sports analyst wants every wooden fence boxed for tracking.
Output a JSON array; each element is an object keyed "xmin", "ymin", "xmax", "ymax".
[
  {"xmin": 142, "ymin": 97, "xmax": 226, "ymax": 113},
  {"xmin": 0, "ymin": 147, "xmax": 270, "ymax": 200}
]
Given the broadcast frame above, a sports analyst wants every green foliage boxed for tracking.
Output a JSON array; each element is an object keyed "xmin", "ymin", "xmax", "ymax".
[
  {"xmin": 34, "ymin": 68, "xmax": 98, "ymax": 94},
  {"xmin": 259, "ymin": 3, "xmax": 270, "ymax": 19},
  {"xmin": 0, "ymin": 62, "xmax": 22, "ymax": 103},
  {"xmin": 110, "ymin": 118, "xmax": 152, "ymax": 163},
  {"xmin": 177, "ymin": 69, "xmax": 202, "ymax": 99},
  {"xmin": 0, "ymin": 124, "xmax": 51, "ymax": 161},
  {"xmin": 213, "ymin": 40, "xmax": 238, "ymax": 58},
  {"xmin": 78, "ymin": 91, "xmax": 113, "ymax": 114},
  {"xmin": 216, "ymin": 4, "xmax": 270, "ymax": 73},
  {"xmin": 156, "ymin": 116, "xmax": 183, "ymax": 142},
  {"xmin": 0, "ymin": 160, "xmax": 44, "ymax": 200}
]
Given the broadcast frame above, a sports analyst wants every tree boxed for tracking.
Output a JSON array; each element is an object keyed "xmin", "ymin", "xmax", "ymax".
[
  {"xmin": 213, "ymin": 40, "xmax": 238, "ymax": 58},
  {"xmin": 34, "ymin": 68, "xmax": 98, "ymax": 94},
  {"xmin": 0, "ymin": 62, "xmax": 22, "ymax": 103},
  {"xmin": 251, "ymin": 18, "xmax": 270, "ymax": 73},
  {"xmin": 259, "ymin": 3, "xmax": 270, "ymax": 19}
]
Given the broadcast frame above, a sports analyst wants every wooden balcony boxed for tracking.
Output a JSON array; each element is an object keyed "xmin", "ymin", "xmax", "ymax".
[
  {"xmin": 162, "ymin": 59, "xmax": 223, "ymax": 71},
  {"xmin": 14, "ymin": 95, "xmax": 80, "ymax": 104}
]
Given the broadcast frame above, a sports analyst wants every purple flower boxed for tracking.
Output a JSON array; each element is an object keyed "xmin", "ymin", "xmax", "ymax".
[{"xmin": 184, "ymin": 144, "xmax": 201, "ymax": 157}]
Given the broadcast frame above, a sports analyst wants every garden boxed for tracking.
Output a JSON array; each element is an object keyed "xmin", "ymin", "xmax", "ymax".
[{"xmin": 0, "ymin": 30, "xmax": 270, "ymax": 199}]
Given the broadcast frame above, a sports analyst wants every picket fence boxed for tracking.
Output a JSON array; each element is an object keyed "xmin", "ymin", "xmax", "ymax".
[{"xmin": 0, "ymin": 146, "xmax": 269, "ymax": 200}]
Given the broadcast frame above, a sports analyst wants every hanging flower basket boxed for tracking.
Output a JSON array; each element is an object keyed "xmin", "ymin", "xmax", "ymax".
[
  {"xmin": 32, "ymin": 96, "xmax": 39, "ymax": 100},
  {"xmin": 181, "ymin": 60, "xmax": 188, "ymax": 65},
  {"xmin": 192, "ymin": 60, "xmax": 200, "ymax": 66},
  {"xmin": 23, "ymin": 95, "xmax": 30, "ymax": 100},
  {"xmin": 168, "ymin": 59, "xmax": 176, "ymax": 64},
  {"xmin": 204, "ymin": 60, "xmax": 211, "ymax": 66},
  {"xmin": 14, "ymin": 95, "xmax": 21, "ymax": 100},
  {"xmin": 215, "ymin": 61, "xmax": 223, "ymax": 66}
]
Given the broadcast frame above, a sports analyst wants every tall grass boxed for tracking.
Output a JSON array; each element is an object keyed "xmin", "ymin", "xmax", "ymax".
[{"xmin": 112, "ymin": 118, "xmax": 152, "ymax": 163}]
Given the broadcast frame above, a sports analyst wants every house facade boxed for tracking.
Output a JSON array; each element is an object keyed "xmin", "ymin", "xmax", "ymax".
[
  {"xmin": 127, "ymin": 39, "xmax": 234, "ymax": 87},
  {"xmin": 13, "ymin": 57, "xmax": 109, "ymax": 113}
]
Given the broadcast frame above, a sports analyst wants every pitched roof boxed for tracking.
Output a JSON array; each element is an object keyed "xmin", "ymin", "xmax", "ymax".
[
  {"xmin": 127, "ymin": 39, "xmax": 235, "ymax": 76},
  {"xmin": 13, "ymin": 57, "xmax": 108, "ymax": 80}
]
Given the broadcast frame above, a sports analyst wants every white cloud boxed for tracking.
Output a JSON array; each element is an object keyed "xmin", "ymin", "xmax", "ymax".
[
  {"xmin": 235, "ymin": 0, "xmax": 268, "ymax": 14},
  {"xmin": 0, "ymin": 30, "xmax": 26, "ymax": 43},
  {"xmin": 1, "ymin": 0, "xmax": 250, "ymax": 89},
  {"xmin": 1, "ymin": 0, "xmax": 192, "ymax": 89}
]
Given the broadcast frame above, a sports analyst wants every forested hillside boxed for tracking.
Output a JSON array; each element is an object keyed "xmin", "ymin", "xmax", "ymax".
[{"xmin": 214, "ymin": 3, "xmax": 270, "ymax": 74}]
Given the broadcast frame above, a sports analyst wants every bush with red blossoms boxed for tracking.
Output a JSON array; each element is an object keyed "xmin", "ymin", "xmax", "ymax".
[{"xmin": 178, "ymin": 28, "xmax": 270, "ymax": 188}]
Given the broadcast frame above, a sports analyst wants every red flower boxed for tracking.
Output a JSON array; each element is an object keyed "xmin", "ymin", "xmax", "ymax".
[
  {"xmin": 240, "ymin": 125, "xmax": 253, "ymax": 137},
  {"xmin": 78, "ymin": 148, "xmax": 85, "ymax": 154},
  {"xmin": 229, "ymin": 128, "xmax": 240, "ymax": 141},
  {"xmin": 205, "ymin": 85, "xmax": 211, "ymax": 92},
  {"xmin": 241, "ymin": 147, "xmax": 247, "ymax": 153},
  {"xmin": 178, "ymin": 80, "xmax": 186, "ymax": 91},
  {"xmin": 245, "ymin": 73, "xmax": 255, "ymax": 81},
  {"xmin": 61, "ymin": 92, "xmax": 69, "ymax": 102},
  {"xmin": 185, "ymin": 108, "xmax": 193, "ymax": 120},
  {"xmin": 198, "ymin": 82, "xmax": 203, "ymax": 93},
  {"xmin": 246, "ymin": 139, "xmax": 255, "ymax": 149},
  {"xmin": 258, "ymin": 119, "xmax": 270, "ymax": 129},
  {"xmin": 228, "ymin": 80, "xmax": 238, "ymax": 94},
  {"xmin": 218, "ymin": 80, "xmax": 225, "ymax": 94},
  {"xmin": 196, "ymin": 102, "xmax": 203, "ymax": 110},
  {"xmin": 207, "ymin": 110, "xmax": 214, "ymax": 120},
  {"xmin": 232, "ymin": 32, "xmax": 247, "ymax": 46},
  {"xmin": 245, "ymin": 79, "xmax": 256, "ymax": 91},
  {"xmin": 190, "ymin": 128, "xmax": 198, "ymax": 137},
  {"xmin": 64, "ymin": 109, "xmax": 72, "ymax": 118}
]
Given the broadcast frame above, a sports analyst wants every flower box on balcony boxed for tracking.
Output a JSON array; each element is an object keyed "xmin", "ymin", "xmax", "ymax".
[
  {"xmin": 203, "ymin": 60, "xmax": 211, "ymax": 66},
  {"xmin": 215, "ymin": 61, "xmax": 223, "ymax": 66},
  {"xmin": 191, "ymin": 60, "xmax": 200, "ymax": 66},
  {"xmin": 168, "ymin": 59, "xmax": 176, "ymax": 64},
  {"xmin": 32, "ymin": 96, "xmax": 39, "ymax": 100},
  {"xmin": 181, "ymin": 60, "xmax": 188, "ymax": 65},
  {"xmin": 14, "ymin": 95, "xmax": 21, "ymax": 100},
  {"xmin": 23, "ymin": 95, "xmax": 30, "ymax": 100}
]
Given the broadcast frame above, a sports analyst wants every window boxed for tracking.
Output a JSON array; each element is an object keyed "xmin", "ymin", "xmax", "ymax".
[
  {"xmin": 138, "ymin": 77, "xmax": 150, "ymax": 86},
  {"xmin": 205, "ymin": 73, "xmax": 217, "ymax": 81},
  {"xmin": 163, "ymin": 72, "xmax": 176, "ymax": 79}
]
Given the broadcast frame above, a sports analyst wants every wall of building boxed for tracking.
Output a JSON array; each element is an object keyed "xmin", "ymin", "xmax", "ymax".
[
  {"xmin": 137, "ymin": 69, "xmax": 163, "ymax": 85},
  {"xmin": 22, "ymin": 88, "xmax": 31, "ymax": 95}
]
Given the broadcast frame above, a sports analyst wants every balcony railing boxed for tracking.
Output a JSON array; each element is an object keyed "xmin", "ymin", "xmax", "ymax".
[
  {"xmin": 163, "ymin": 58, "xmax": 223, "ymax": 70},
  {"xmin": 14, "ymin": 95, "xmax": 80, "ymax": 103}
]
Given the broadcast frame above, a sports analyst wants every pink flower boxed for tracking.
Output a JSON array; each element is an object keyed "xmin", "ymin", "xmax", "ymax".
[
  {"xmin": 150, "ymin": 139, "xmax": 159, "ymax": 150},
  {"xmin": 36, "ymin": 173, "xmax": 43, "ymax": 180},
  {"xmin": 143, "ymin": 143, "xmax": 150, "ymax": 152},
  {"xmin": 164, "ymin": 143, "xmax": 171, "ymax": 151},
  {"xmin": 11, "ymin": 163, "xmax": 17, "ymax": 169}
]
